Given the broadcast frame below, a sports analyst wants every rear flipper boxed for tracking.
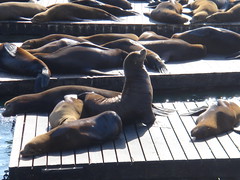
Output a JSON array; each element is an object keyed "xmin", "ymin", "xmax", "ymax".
[
  {"xmin": 145, "ymin": 52, "xmax": 168, "ymax": 73},
  {"xmin": 152, "ymin": 104, "xmax": 175, "ymax": 116},
  {"xmin": 34, "ymin": 67, "xmax": 50, "ymax": 92},
  {"xmin": 180, "ymin": 105, "xmax": 208, "ymax": 116}
]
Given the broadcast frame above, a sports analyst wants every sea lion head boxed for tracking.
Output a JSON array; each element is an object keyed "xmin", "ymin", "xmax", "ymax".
[{"xmin": 191, "ymin": 99, "xmax": 240, "ymax": 140}]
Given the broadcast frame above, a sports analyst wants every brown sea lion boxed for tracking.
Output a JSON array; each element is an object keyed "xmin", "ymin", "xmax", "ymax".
[
  {"xmin": 0, "ymin": 2, "xmax": 46, "ymax": 21},
  {"xmin": 0, "ymin": 43, "xmax": 51, "ymax": 92},
  {"xmin": 49, "ymin": 94, "xmax": 84, "ymax": 128},
  {"xmin": 33, "ymin": 43, "xmax": 128, "ymax": 75},
  {"xmin": 20, "ymin": 111, "xmax": 122, "ymax": 157},
  {"xmin": 79, "ymin": 33, "xmax": 139, "ymax": 45},
  {"xmin": 139, "ymin": 39, "xmax": 207, "ymax": 62},
  {"xmin": 172, "ymin": 26, "xmax": 240, "ymax": 55},
  {"xmin": 71, "ymin": 0, "xmax": 137, "ymax": 16},
  {"xmin": 101, "ymin": 38, "xmax": 167, "ymax": 72},
  {"xmin": 31, "ymin": 3, "xmax": 119, "ymax": 23},
  {"xmin": 206, "ymin": 3, "xmax": 240, "ymax": 22},
  {"xmin": 188, "ymin": 0, "xmax": 219, "ymax": 23},
  {"xmin": 144, "ymin": 1, "xmax": 188, "ymax": 24},
  {"xmin": 138, "ymin": 31, "xmax": 169, "ymax": 41},
  {"xmin": 79, "ymin": 49, "xmax": 155, "ymax": 125},
  {"xmin": 2, "ymin": 85, "xmax": 120, "ymax": 117},
  {"xmin": 191, "ymin": 100, "xmax": 240, "ymax": 140},
  {"xmin": 21, "ymin": 34, "xmax": 88, "ymax": 49}
]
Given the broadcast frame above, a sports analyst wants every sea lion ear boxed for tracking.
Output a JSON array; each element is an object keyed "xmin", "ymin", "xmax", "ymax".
[{"xmin": 4, "ymin": 43, "xmax": 17, "ymax": 57}]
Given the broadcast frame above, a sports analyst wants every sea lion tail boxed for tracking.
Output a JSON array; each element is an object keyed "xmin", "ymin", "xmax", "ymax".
[
  {"xmin": 152, "ymin": 104, "xmax": 175, "ymax": 116},
  {"xmin": 34, "ymin": 67, "xmax": 51, "ymax": 93}
]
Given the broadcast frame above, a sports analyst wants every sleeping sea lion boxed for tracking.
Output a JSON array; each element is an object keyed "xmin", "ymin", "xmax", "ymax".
[
  {"xmin": 206, "ymin": 3, "xmax": 240, "ymax": 23},
  {"xmin": 2, "ymin": 85, "xmax": 120, "ymax": 117},
  {"xmin": 191, "ymin": 100, "xmax": 240, "ymax": 140},
  {"xmin": 0, "ymin": 43, "xmax": 51, "ymax": 92},
  {"xmin": 21, "ymin": 34, "xmax": 88, "ymax": 49},
  {"xmin": 79, "ymin": 49, "xmax": 156, "ymax": 125},
  {"xmin": 144, "ymin": 1, "xmax": 188, "ymax": 24},
  {"xmin": 20, "ymin": 111, "xmax": 122, "ymax": 157},
  {"xmin": 49, "ymin": 94, "xmax": 84, "ymax": 128},
  {"xmin": 138, "ymin": 31, "xmax": 169, "ymax": 41},
  {"xmin": 172, "ymin": 26, "xmax": 240, "ymax": 55},
  {"xmin": 139, "ymin": 39, "xmax": 207, "ymax": 62},
  {"xmin": 0, "ymin": 2, "xmax": 46, "ymax": 21},
  {"xmin": 31, "ymin": 3, "xmax": 119, "ymax": 23}
]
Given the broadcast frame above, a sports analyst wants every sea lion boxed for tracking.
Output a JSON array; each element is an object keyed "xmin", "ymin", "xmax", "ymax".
[
  {"xmin": 0, "ymin": 43, "xmax": 51, "ymax": 92},
  {"xmin": 33, "ymin": 44, "xmax": 128, "ymax": 75},
  {"xmin": 49, "ymin": 94, "xmax": 84, "ymax": 128},
  {"xmin": 71, "ymin": 0, "xmax": 137, "ymax": 16},
  {"xmin": 21, "ymin": 34, "xmax": 88, "ymax": 49},
  {"xmin": 190, "ymin": 100, "xmax": 240, "ymax": 140},
  {"xmin": 101, "ymin": 38, "xmax": 167, "ymax": 72},
  {"xmin": 138, "ymin": 31, "xmax": 169, "ymax": 41},
  {"xmin": 139, "ymin": 39, "xmax": 207, "ymax": 62},
  {"xmin": 2, "ymin": 85, "xmax": 120, "ymax": 117},
  {"xmin": 78, "ymin": 49, "xmax": 156, "ymax": 125},
  {"xmin": 79, "ymin": 33, "xmax": 139, "ymax": 45},
  {"xmin": 0, "ymin": 2, "xmax": 46, "ymax": 21},
  {"xmin": 20, "ymin": 111, "xmax": 122, "ymax": 157},
  {"xmin": 188, "ymin": 0, "xmax": 219, "ymax": 23},
  {"xmin": 31, "ymin": 3, "xmax": 119, "ymax": 23},
  {"xmin": 206, "ymin": 3, "xmax": 240, "ymax": 22},
  {"xmin": 172, "ymin": 26, "xmax": 240, "ymax": 55},
  {"xmin": 144, "ymin": 1, "xmax": 188, "ymax": 24}
]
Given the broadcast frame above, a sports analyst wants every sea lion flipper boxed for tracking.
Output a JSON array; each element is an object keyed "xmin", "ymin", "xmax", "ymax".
[
  {"xmin": 226, "ymin": 51, "xmax": 240, "ymax": 59},
  {"xmin": 180, "ymin": 106, "xmax": 208, "ymax": 116},
  {"xmin": 4, "ymin": 43, "xmax": 18, "ymax": 57},
  {"xmin": 152, "ymin": 104, "xmax": 175, "ymax": 116},
  {"xmin": 34, "ymin": 67, "xmax": 50, "ymax": 92},
  {"xmin": 145, "ymin": 54, "xmax": 168, "ymax": 73},
  {"xmin": 18, "ymin": 17, "xmax": 32, "ymax": 21}
]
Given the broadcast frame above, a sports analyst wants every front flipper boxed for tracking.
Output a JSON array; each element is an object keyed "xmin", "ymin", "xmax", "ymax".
[
  {"xmin": 180, "ymin": 106, "xmax": 208, "ymax": 116},
  {"xmin": 34, "ymin": 67, "xmax": 50, "ymax": 92},
  {"xmin": 4, "ymin": 43, "xmax": 17, "ymax": 57}
]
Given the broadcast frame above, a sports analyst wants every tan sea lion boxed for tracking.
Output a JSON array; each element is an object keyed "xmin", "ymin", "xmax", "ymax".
[
  {"xmin": 139, "ymin": 39, "xmax": 207, "ymax": 62},
  {"xmin": 49, "ymin": 94, "xmax": 84, "ymax": 128},
  {"xmin": 79, "ymin": 33, "xmax": 139, "ymax": 45},
  {"xmin": 188, "ymin": 0, "xmax": 219, "ymax": 23},
  {"xmin": 79, "ymin": 49, "xmax": 155, "ymax": 125},
  {"xmin": 20, "ymin": 111, "xmax": 122, "ymax": 157},
  {"xmin": 21, "ymin": 34, "xmax": 88, "ymax": 49},
  {"xmin": 191, "ymin": 100, "xmax": 240, "ymax": 140},
  {"xmin": 206, "ymin": 3, "xmax": 240, "ymax": 22},
  {"xmin": 0, "ymin": 43, "xmax": 51, "ymax": 92},
  {"xmin": 138, "ymin": 31, "xmax": 169, "ymax": 41},
  {"xmin": 172, "ymin": 26, "xmax": 240, "ymax": 55},
  {"xmin": 31, "ymin": 3, "xmax": 119, "ymax": 23},
  {"xmin": 0, "ymin": 2, "xmax": 46, "ymax": 21},
  {"xmin": 144, "ymin": 1, "xmax": 188, "ymax": 24}
]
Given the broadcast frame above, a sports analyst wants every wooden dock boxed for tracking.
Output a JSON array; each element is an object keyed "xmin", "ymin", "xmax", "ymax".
[{"xmin": 9, "ymin": 101, "xmax": 240, "ymax": 180}]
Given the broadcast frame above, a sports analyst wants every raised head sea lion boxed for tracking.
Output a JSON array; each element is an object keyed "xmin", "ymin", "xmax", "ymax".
[
  {"xmin": 31, "ymin": 3, "xmax": 119, "ymax": 23},
  {"xmin": 172, "ymin": 26, "xmax": 240, "ymax": 55},
  {"xmin": 206, "ymin": 3, "xmax": 240, "ymax": 22},
  {"xmin": 0, "ymin": 43, "xmax": 51, "ymax": 92},
  {"xmin": 144, "ymin": 1, "xmax": 188, "ymax": 24},
  {"xmin": 20, "ymin": 111, "xmax": 122, "ymax": 157},
  {"xmin": 0, "ymin": 2, "xmax": 46, "ymax": 20},
  {"xmin": 49, "ymin": 94, "xmax": 84, "ymax": 128},
  {"xmin": 79, "ymin": 49, "xmax": 155, "ymax": 125},
  {"xmin": 139, "ymin": 39, "xmax": 207, "ymax": 62},
  {"xmin": 101, "ymin": 38, "xmax": 167, "ymax": 72},
  {"xmin": 188, "ymin": 0, "xmax": 219, "ymax": 23},
  {"xmin": 79, "ymin": 33, "xmax": 139, "ymax": 45},
  {"xmin": 21, "ymin": 34, "xmax": 88, "ymax": 49},
  {"xmin": 138, "ymin": 31, "xmax": 169, "ymax": 41},
  {"xmin": 190, "ymin": 100, "xmax": 240, "ymax": 140}
]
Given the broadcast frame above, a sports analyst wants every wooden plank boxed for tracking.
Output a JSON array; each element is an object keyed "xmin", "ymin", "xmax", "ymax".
[
  {"xmin": 135, "ymin": 123, "xmax": 159, "ymax": 161},
  {"xmin": 61, "ymin": 150, "xmax": 75, "ymax": 166},
  {"xmin": 88, "ymin": 145, "xmax": 103, "ymax": 164},
  {"xmin": 101, "ymin": 141, "xmax": 117, "ymax": 163},
  {"xmin": 19, "ymin": 114, "xmax": 38, "ymax": 167},
  {"xmin": 123, "ymin": 125, "xmax": 145, "ymax": 162},
  {"xmin": 9, "ymin": 115, "xmax": 25, "ymax": 168},
  {"xmin": 33, "ymin": 114, "xmax": 48, "ymax": 167},
  {"xmin": 75, "ymin": 148, "xmax": 89, "ymax": 165}
]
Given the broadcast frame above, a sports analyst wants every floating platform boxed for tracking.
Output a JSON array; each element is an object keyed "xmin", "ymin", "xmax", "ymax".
[{"xmin": 9, "ymin": 101, "xmax": 240, "ymax": 180}]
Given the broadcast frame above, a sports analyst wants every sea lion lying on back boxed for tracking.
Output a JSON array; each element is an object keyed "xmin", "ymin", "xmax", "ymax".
[
  {"xmin": 31, "ymin": 3, "xmax": 119, "ymax": 23},
  {"xmin": 189, "ymin": 100, "xmax": 240, "ymax": 140},
  {"xmin": 0, "ymin": 2, "xmax": 46, "ymax": 21}
]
